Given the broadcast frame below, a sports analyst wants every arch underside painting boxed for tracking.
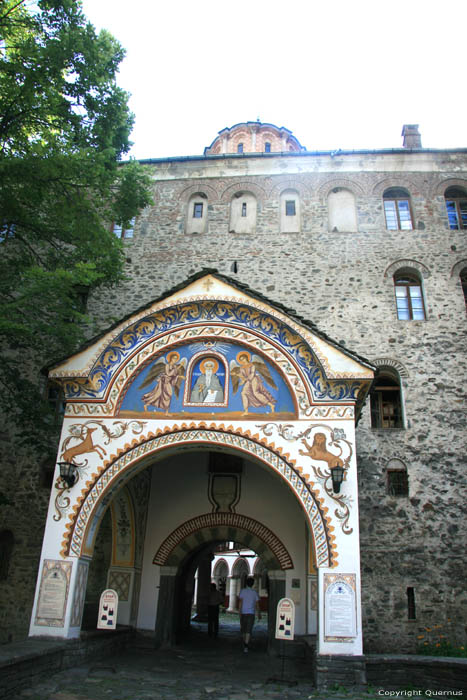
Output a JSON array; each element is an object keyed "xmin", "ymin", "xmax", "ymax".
[{"xmin": 63, "ymin": 424, "xmax": 337, "ymax": 568}]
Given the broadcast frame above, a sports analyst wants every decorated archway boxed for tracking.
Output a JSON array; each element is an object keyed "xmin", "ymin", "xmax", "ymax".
[{"xmin": 29, "ymin": 272, "xmax": 375, "ymax": 658}]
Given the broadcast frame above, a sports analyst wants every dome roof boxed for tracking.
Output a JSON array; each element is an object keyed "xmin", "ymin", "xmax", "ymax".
[{"xmin": 204, "ymin": 121, "xmax": 305, "ymax": 155}]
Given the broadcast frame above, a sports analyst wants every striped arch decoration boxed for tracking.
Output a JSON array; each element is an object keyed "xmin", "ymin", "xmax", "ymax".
[
  {"xmin": 153, "ymin": 513, "xmax": 293, "ymax": 570},
  {"xmin": 61, "ymin": 423, "xmax": 337, "ymax": 568}
]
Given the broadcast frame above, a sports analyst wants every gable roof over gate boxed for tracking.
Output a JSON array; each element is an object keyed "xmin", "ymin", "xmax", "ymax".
[{"xmin": 47, "ymin": 270, "xmax": 375, "ymax": 421}]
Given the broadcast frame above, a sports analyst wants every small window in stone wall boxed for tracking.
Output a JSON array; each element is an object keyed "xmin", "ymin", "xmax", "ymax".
[
  {"xmin": 460, "ymin": 268, "xmax": 467, "ymax": 310},
  {"xmin": 370, "ymin": 372, "xmax": 403, "ymax": 429},
  {"xmin": 265, "ymin": 142, "xmax": 271, "ymax": 153},
  {"xmin": 45, "ymin": 381, "xmax": 65, "ymax": 425},
  {"xmin": 383, "ymin": 188, "xmax": 413, "ymax": 230},
  {"xmin": 394, "ymin": 274, "xmax": 426, "ymax": 321},
  {"xmin": 193, "ymin": 202, "xmax": 203, "ymax": 218},
  {"xmin": 407, "ymin": 587, "xmax": 416, "ymax": 620},
  {"xmin": 285, "ymin": 200, "xmax": 296, "ymax": 216},
  {"xmin": 387, "ymin": 469, "xmax": 409, "ymax": 496},
  {"xmin": 111, "ymin": 218, "xmax": 135, "ymax": 239},
  {"xmin": 241, "ymin": 202, "xmax": 247, "ymax": 217},
  {"xmin": 237, "ymin": 143, "xmax": 243, "ymax": 154},
  {"xmin": 0, "ymin": 530, "xmax": 14, "ymax": 581},
  {"xmin": 445, "ymin": 186, "xmax": 467, "ymax": 230}
]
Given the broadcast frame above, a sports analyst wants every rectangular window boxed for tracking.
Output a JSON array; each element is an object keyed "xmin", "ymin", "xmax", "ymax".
[
  {"xmin": 112, "ymin": 218, "xmax": 135, "ymax": 239},
  {"xmin": 265, "ymin": 142, "xmax": 271, "ymax": 153},
  {"xmin": 193, "ymin": 203, "xmax": 203, "ymax": 218},
  {"xmin": 446, "ymin": 200, "xmax": 467, "ymax": 229},
  {"xmin": 237, "ymin": 143, "xmax": 243, "ymax": 154},
  {"xmin": 384, "ymin": 200, "xmax": 413, "ymax": 230},
  {"xmin": 285, "ymin": 200, "xmax": 296, "ymax": 216},
  {"xmin": 0, "ymin": 222, "xmax": 15, "ymax": 243},
  {"xmin": 241, "ymin": 202, "xmax": 247, "ymax": 217},
  {"xmin": 407, "ymin": 587, "xmax": 416, "ymax": 620},
  {"xmin": 387, "ymin": 470, "xmax": 409, "ymax": 496}
]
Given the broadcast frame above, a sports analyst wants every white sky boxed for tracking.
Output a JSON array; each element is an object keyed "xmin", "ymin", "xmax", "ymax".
[{"xmin": 81, "ymin": 0, "xmax": 466, "ymax": 160}]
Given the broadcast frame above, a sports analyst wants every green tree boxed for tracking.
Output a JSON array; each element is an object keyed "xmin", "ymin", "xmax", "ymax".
[{"xmin": 0, "ymin": 0, "xmax": 152, "ymax": 446}]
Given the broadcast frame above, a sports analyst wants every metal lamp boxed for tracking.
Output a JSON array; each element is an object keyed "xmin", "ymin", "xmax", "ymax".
[
  {"xmin": 58, "ymin": 462, "xmax": 77, "ymax": 488},
  {"xmin": 330, "ymin": 465, "xmax": 345, "ymax": 494}
]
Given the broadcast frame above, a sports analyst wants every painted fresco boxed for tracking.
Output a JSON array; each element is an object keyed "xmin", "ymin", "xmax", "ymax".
[{"xmin": 117, "ymin": 341, "xmax": 296, "ymax": 419}]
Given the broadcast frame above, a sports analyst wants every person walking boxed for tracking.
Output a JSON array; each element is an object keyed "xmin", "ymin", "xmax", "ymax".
[
  {"xmin": 207, "ymin": 582, "xmax": 223, "ymax": 638},
  {"xmin": 238, "ymin": 577, "xmax": 261, "ymax": 653}
]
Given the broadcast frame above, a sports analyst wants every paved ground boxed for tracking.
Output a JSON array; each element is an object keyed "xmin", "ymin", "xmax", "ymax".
[{"xmin": 17, "ymin": 620, "xmax": 382, "ymax": 700}]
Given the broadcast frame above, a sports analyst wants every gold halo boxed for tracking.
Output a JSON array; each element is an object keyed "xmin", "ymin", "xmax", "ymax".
[
  {"xmin": 167, "ymin": 351, "xmax": 180, "ymax": 363},
  {"xmin": 236, "ymin": 351, "xmax": 251, "ymax": 364},
  {"xmin": 200, "ymin": 357, "xmax": 219, "ymax": 374}
]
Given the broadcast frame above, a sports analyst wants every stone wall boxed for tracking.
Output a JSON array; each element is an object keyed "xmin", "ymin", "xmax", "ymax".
[{"xmin": 1, "ymin": 148, "xmax": 466, "ymax": 650}]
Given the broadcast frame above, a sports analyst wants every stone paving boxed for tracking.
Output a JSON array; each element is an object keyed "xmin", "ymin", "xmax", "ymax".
[{"xmin": 17, "ymin": 621, "xmax": 382, "ymax": 700}]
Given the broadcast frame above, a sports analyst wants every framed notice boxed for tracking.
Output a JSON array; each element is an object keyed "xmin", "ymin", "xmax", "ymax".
[
  {"xmin": 324, "ymin": 573, "xmax": 357, "ymax": 642},
  {"xmin": 275, "ymin": 597, "xmax": 295, "ymax": 640},
  {"xmin": 35, "ymin": 560, "xmax": 72, "ymax": 627},
  {"xmin": 97, "ymin": 589, "xmax": 119, "ymax": 629}
]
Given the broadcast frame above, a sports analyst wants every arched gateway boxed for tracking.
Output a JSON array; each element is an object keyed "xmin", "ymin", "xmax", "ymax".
[{"xmin": 29, "ymin": 272, "xmax": 375, "ymax": 658}]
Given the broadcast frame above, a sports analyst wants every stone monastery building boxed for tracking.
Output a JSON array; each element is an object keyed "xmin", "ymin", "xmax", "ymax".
[{"xmin": 1, "ymin": 121, "xmax": 466, "ymax": 667}]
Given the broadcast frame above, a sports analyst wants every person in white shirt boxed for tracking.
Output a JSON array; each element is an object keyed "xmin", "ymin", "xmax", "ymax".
[{"xmin": 238, "ymin": 577, "xmax": 261, "ymax": 653}]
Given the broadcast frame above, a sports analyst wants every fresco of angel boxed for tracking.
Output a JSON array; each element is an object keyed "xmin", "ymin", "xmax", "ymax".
[
  {"xmin": 139, "ymin": 351, "xmax": 186, "ymax": 415},
  {"xmin": 230, "ymin": 351, "xmax": 277, "ymax": 415}
]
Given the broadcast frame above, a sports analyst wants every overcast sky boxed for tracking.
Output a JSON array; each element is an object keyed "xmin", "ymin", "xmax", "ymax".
[{"xmin": 81, "ymin": 0, "xmax": 466, "ymax": 160}]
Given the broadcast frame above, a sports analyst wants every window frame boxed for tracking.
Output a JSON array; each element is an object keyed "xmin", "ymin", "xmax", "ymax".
[
  {"xmin": 444, "ymin": 187, "xmax": 467, "ymax": 230},
  {"xmin": 387, "ymin": 469, "xmax": 409, "ymax": 496},
  {"xmin": 264, "ymin": 142, "xmax": 271, "ymax": 153},
  {"xmin": 112, "ymin": 217, "xmax": 135, "ymax": 239},
  {"xmin": 285, "ymin": 200, "xmax": 296, "ymax": 216},
  {"xmin": 237, "ymin": 143, "xmax": 244, "ymax": 154},
  {"xmin": 394, "ymin": 274, "xmax": 426, "ymax": 321},
  {"xmin": 370, "ymin": 373, "xmax": 404, "ymax": 429},
  {"xmin": 193, "ymin": 202, "xmax": 203, "ymax": 218},
  {"xmin": 383, "ymin": 189, "xmax": 414, "ymax": 230}
]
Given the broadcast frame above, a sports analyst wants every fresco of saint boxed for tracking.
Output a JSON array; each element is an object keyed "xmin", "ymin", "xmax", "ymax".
[
  {"xmin": 190, "ymin": 358, "xmax": 224, "ymax": 403},
  {"xmin": 138, "ymin": 351, "xmax": 186, "ymax": 415},
  {"xmin": 230, "ymin": 351, "xmax": 277, "ymax": 415}
]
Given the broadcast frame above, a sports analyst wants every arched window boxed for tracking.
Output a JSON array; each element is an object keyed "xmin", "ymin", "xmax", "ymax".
[
  {"xmin": 370, "ymin": 370, "xmax": 403, "ymax": 429},
  {"xmin": 383, "ymin": 188, "xmax": 413, "ymax": 230},
  {"xmin": 280, "ymin": 189, "xmax": 300, "ymax": 233},
  {"xmin": 328, "ymin": 188, "xmax": 357, "ymax": 232},
  {"xmin": 445, "ymin": 186, "xmax": 467, "ymax": 229},
  {"xmin": 186, "ymin": 193, "xmax": 208, "ymax": 234},
  {"xmin": 229, "ymin": 192, "xmax": 257, "ymax": 233},
  {"xmin": 0, "ymin": 530, "xmax": 14, "ymax": 580},
  {"xmin": 394, "ymin": 273, "xmax": 426, "ymax": 320},
  {"xmin": 460, "ymin": 268, "xmax": 467, "ymax": 310}
]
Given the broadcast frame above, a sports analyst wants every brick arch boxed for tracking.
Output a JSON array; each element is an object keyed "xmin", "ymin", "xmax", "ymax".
[
  {"xmin": 179, "ymin": 182, "xmax": 220, "ymax": 203},
  {"xmin": 63, "ymin": 423, "xmax": 337, "ymax": 569},
  {"xmin": 384, "ymin": 259, "xmax": 431, "ymax": 279},
  {"xmin": 450, "ymin": 258, "xmax": 467, "ymax": 279},
  {"xmin": 317, "ymin": 178, "xmax": 365, "ymax": 199},
  {"xmin": 220, "ymin": 180, "xmax": 267, "ymax": 203},
  {"xmin": 153, "ymin": 513, "xmax": 292, "ymax": 570},
  {"xmin": 268, "ymin": 178, "xmax": 310, "ymax": 198},
  {"xmin": 432, "ymin": 178, "xmax": 467, "ymax": 198},
  {"xmin": 372, "ymin": 177, "xmax": 421, "ymax": 197},
  {"xmin": 371, "ymin": 357, "xmax": 409, "ymax": 379}
]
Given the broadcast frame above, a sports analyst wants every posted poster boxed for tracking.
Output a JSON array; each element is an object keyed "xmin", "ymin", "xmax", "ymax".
[
  {"xmin": 275, "ymin": 597, "xmax": 295, "ymax": 640},
  {"xmin": 97, "ymin": 589, "xmax": 119, "ymax": 629},
  {"xmin": 324, "ymin": 573, "xmax": 357, "ymax": 641}
]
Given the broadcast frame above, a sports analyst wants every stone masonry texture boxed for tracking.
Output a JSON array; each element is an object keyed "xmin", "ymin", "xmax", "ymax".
[{"xmin": 0, "ymin": 137, "xmax": 466, "ymax": 654}]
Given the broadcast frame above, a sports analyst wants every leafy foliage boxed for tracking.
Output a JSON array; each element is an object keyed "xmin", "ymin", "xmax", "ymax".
[{"xmin": 0, "ymin": 0, "xmax": 152, "ymax": 446}]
